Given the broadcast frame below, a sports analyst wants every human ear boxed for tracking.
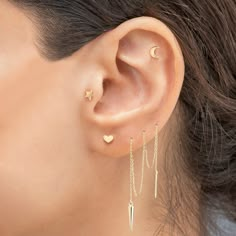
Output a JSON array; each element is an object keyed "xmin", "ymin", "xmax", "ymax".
[{"xmin": 74, "ymin": 16, "xmax": 184, "ymax": 158}]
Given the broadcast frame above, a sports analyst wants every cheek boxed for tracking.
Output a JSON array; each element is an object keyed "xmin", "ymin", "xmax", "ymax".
[
  {"xmin": 0, "ymin": 54, "xmax": 88, "ymax": 234},
  {"xmin": 0, "ymin": 50, "xmax": 52, "ymax": 125},
  {"xmin": 0, "ymin": 152, "xmax": 86, "ymax": 235},
  {"xmin": 0, "ymin": 166, "xmax": 56, "ymax": 235},
  {"xmin": 0, "ymin": 5, "xmax": 89, "ymax": 234},
  {"xmin": 0, "ymin": 98, "xmax": 88, "ymax": 235}
]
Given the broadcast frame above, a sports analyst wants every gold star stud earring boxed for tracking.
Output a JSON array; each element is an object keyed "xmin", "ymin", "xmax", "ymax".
[{"xmin": 85, "ymin": 90, "xmax": 94, "ymax": 101}]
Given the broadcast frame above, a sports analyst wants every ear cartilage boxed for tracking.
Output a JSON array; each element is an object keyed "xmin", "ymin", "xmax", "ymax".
[
  {"xmin": 150, "ymin": 46, "xmax": 160, "ymax": 59},
  {"xmin": 85, "ymin": 90, "xmax": 94, "ymax": 101}
]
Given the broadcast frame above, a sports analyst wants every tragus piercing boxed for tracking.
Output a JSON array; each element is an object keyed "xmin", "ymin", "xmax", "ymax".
[{"xmin": 84, "ymin": 90, "xmax": 94, "ymax": 101}]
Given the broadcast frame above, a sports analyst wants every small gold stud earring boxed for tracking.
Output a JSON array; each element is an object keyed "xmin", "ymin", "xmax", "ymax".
[
  {"xmin": 150, "ymin": 46, "xmax": 160, "ymax": 59},
  {"xmin": 103, "ymin": 135, "xmax": 114, "ymax": 144},
  {"xmin": 85, "ymin": 90, "xmax": 94, "ymax": 101}
]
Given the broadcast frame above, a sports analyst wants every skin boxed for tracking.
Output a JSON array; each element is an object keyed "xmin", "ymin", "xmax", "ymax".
[{"xmin": 0, "ymin": 1, "xmax": 195, "ymax": 235}]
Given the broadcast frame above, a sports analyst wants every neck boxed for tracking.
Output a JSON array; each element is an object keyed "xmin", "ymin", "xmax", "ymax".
[{"xmin": 27, "ymin": 149, "xmax": 200, "ymax": 236}]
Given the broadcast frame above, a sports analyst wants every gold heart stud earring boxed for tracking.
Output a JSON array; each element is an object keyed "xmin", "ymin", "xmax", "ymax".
[{"xmin": 103, "ymin": 135, "xmax": 114, "ymax": 144}]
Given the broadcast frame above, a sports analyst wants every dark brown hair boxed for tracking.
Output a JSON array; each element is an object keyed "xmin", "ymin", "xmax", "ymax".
[{"xmin": 10, "ymin": 0, "xmax": 236, "ymax": 235}]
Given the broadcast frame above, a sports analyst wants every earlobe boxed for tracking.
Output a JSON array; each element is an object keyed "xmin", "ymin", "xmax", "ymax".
[{"xmin": 77, "ymin": 16, "xmax": 184, "ymax": 158}]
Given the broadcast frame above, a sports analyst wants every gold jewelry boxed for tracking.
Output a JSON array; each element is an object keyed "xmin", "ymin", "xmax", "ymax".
[
  {"xmin": 139, "ymin": 126, "xmax": 159, "ymax": 197},
  {"xmin": 128, "ymin": 137, "xmax": 137, "ymax": 232},
  {"xmin": 103, "ymin": 135, "xmax": 114, "ymax": 144},
  {"xmin": 150, "ymin": 46, "xmax": 160, "ymax": 59},
  {"xmin": 85, "ymin": 90, "xmax": 94, "ymax": 101},
  {"xmin": 153, "ymin": 124, "xmax": 159, "ymax": 199},
  {"xmin": 139, "ymin": 130, "xmax": 150, "ymax": 194},
  {"xmin": 128, "ymin": 124, "xmax": 159, "ymax": 231}
]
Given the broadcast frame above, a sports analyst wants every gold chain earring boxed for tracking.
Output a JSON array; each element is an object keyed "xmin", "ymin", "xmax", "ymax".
[
  {"xmin": 140, "ymin": 125, "xmax": 159, "ymax": 198},
  {"xmin": 128, "ymin": 124, "xmax": 159, "ymax": 231},
  {"xmin": 153, "ymin": 124, "xmax": 159, "ymax": 199},
  {"xmin": 139, "ymin": 130, "xmax": 150, "ymax": 195},
  {"xmin": 128, "ymin": 137, "xmax": 137, "ymax": 232}
]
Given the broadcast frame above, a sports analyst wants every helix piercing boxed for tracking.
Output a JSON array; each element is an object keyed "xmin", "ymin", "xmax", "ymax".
[{"xmin": 150, "ymin": 46, "xmax": 160, "ymax": 59}]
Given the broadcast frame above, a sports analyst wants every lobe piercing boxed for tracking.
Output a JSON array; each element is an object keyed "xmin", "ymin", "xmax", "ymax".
[
  {"xmin": 103, "ymin": 135, "xmax": 114, "ymax": 144},
  {"xmin": 128, "ymin": 124, "xmax": 159, "ymax": 231}
]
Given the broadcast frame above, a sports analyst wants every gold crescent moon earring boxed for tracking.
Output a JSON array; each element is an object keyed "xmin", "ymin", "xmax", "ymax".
[{"xmin": 150, "ymin": 46, "xmax": 160, "ymax": 59}]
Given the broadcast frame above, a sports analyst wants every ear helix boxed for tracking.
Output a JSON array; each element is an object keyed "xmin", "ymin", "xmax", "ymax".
[{"xmin": 84, "ymin": 44, "xmax": 159, "ymax": 101}]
